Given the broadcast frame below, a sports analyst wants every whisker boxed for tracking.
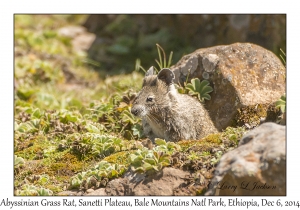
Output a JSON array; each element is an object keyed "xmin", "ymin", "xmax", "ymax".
[{"xmin": 146, "ymin": 112, "xmax": 160, "ymax": 124}]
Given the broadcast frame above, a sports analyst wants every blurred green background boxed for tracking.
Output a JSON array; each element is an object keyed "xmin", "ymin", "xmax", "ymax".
[{"xmin": 83, "ymin": 14, "xmax": 286, "ymax": 74}]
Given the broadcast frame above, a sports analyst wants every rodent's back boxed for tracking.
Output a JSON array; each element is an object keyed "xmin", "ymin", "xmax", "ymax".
[{"xmin": 174, "ymin": 93, "xmax": 217, "ymax": 139}]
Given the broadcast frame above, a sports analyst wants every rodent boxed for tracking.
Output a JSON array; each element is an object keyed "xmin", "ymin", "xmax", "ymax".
[{"xmin": 131, "ymin": 67, "xmax": 218, "ymax": 142}]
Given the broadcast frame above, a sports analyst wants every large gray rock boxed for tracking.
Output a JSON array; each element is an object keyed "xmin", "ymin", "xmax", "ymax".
[
  {"xmin": 205, "ymin": 122, "xmax": 286, "ymax": 196},
  {"xmin": 171, "ymin": 43, "xmax": 286, "ymax": 130}
]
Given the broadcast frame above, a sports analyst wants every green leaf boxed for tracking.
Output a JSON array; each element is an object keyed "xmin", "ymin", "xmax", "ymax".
[
  {"xmin": 142, "ymin": 162, "xmax": 154, "ymax": 171},
  {"xmin": 192, "ymin": 78, "xmax": 200, "ymax": 91},
  {"xmin": 275, "ymin": 94, "xmax": 286, "ymax": 113},
  {"xmin": 158, "ymin": 153, "xmax": 170, "ymax": 162},
  {"xmin": 77, "ymin": 173, "xmax": 83, "ymax": 180},
  {"xmin": 113, "ymin": 137, "xmax": 122, "ymax": 145},
  {"xmin": 16, "ymin": 121, "xmax": 39, "ymax": 133},
  {"xmin": 132, "ymin": 123, "xmax": 143, "ymax": 138},
  {"xmin": 121, "ymin": 109, "xmax": 138, "ymax": 124},
  {"xmin": 132, "ymin": 166, "xmax": 145, "ymax": 173},
  {"xmin": 129, "ymin": 154, "xmax": 143, "ymax": 167},
  {"xmin": 185, "ymin": 78, "xmax": 213, "ymax": 102},
  {"xmin": 155, "ymin": 138, "xmax": 167, "ymax": 146},
  {"xmin": 144, "ymin": 158, "xmax": 157, "ymax": 165},
  {"xmin": 85, "ymin": 124, "xmax": 100, "ymax": 133},
  {"xmin": 38, "ymin": 175, "xmax": 49, "ymax": 185},
  {"xmin": 31, "ymin": 119, "xmax": 40, "ymax": 128},
  {"xmin": 14, "ymin": 155, "xmax": 25, "ymax": 166},
  {"xmin": 185, "ymin": 83, "xmax": 195, "ymax": 93},
  {"xmin": 59, "ymin": 111, "xmax": 79, "ymax": 123},
  {"xmin": 17, "ymin": 88, "xmax": 36, "ymax": 101},
  {"xmin": 66, "ymin": 114, "xmax": 78, "ymax": 122},
  {"xmin": 109, "ymin": 169, "xmax": 118, "ymax": 178},
  {"xmin": 152, "ymin": 166, "xmax": 159, "ymax": 171},
  {"xmin": 37, "ymin": 188, "xmax": 53, "ymax": 196},
  {"xmin": 71, "ymin": 178, "xmax": 81, "ymax": 188}
]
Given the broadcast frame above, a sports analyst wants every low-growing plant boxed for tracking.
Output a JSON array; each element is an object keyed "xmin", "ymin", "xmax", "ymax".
[
  {"xmin": 185, "ymin": 78, "xmax": 213, "ymax": 102},
  {"xmin": 221, "ymin": 126, "xmax": 247, "ymax": 145},
  {"xmin": 154, "ymin": 138, "xmax": 181, "ymax": 155},
  {"xmin": 59, "ymin": 109, "xmax": 81, "ymax": 124},
  {"xmin": 129, "ymin": 139, "xmax": 181, "ymax": 173},
  {"xmin": 14, "ymin": 155, "xmax": 25, "ymax": 168},
  {"xmin": 187, "ymin": 151, "xmax": 199, "ymax": 161},
  {"xmin": 85, "ymin": 93, "xmax": 142, "ymax": 139},
  {"xmin": 69, "ymin": 161, "xmax": 126, "ymax": 189},
  {"xmin": 275, "ymin": 94, "xmax": 286, "ymax": 113},
  {"xmin": 210, "ymin": 151, "xmax": 223, "ymax": 166},
  {"xmin": 69, "ymin": 133, "xmax": 137, "ymax": 159},
  {"xmin": 15, "ymin": 184, "xmax": 53, "ymax": 196},
  {"xmin": 129, "ymin": 148, "xmax": 171, "ymax": 173}
]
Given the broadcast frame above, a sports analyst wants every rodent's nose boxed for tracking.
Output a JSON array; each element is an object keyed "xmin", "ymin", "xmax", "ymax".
[{"xmin": 131, "ymin": 108, "xmax": 139, "ymax": 116}]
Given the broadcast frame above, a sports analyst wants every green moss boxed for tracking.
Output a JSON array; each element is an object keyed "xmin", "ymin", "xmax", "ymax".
[
  {"xmin": 15, "ymin": 136, "xmax": 51, "ymax": 160},
  {"xmin": 103, "ymin": 150, "xmax": 134, "ymax": 167},
  {"xmin": 47, "ymin": 152, "xmax": 84, "ymax": 176},
  {"xmin": 201, "ymin": 133, "xmax": 222, "ymax": 144},
  {"xmin": 178, "ymin": 139, "xmax": 220, "ymax": 154},
  {"xmin": 178, "ymin": 140, "xmax": 199, "ymax": 152},
  {"xmin": 234, "ymin": 103, "xmax": 279, "ymax": 128},
  {"xmin": 195, "ymin": 187, "xmax": 207, "ymax": 196}
]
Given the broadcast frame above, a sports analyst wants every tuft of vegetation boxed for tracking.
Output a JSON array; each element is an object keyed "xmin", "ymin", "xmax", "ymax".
[
  {"xmin": 279, "ymin": 48, "xmax": 286, "ymax": 67},
  {"xmin": 155, "ymin": 43, "xmax": 173, "ymax": 70},
  {"xmin": 16, "ymin": 184, "xmax": 53, "ymax": 196},
  {"xmin": 175, "ymin": 77, "xmax": 214, "ymax": 103},
  {"xmin": 275, "ymin": 94, "xmax": 286, "ymax": 125},
  {"xmin": 69, "ymin": 161, "xmax": 127, "ymax": 190},
  {"xmin": 275, "ymin": 94, "xmax": 286, "ymax": 113},
  {"xmin": 185, "ymin": 78, "xmax": 213, "ymax": 102},
  {"xmin": 135, "ymin": 43, "xmax": 173, "ymax": 74},
  {"xmin": 129, "ymin": 139, "xmax": 180, "ymax": 173}
]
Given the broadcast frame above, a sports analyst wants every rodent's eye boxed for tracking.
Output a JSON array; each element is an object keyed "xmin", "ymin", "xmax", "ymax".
[{"xmin": 146, "ymin": 96, "xmax": 153, "ymax": 102}]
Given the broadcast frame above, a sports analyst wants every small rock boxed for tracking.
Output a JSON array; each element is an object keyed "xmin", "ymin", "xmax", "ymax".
[
  {"xmin": 86, "ymin": 189, "xmax": 94, "ymax": 193},
  {"xmin": 76, "ymin": 191, "xmax": 84, "ymax": 196},
  {"xmin": 86, "ymin": 188, "xmax": 107, "ymax": 196},
  {"xmin": 57, "ymin": 190, "xmax": 78, "ymax": 196}
]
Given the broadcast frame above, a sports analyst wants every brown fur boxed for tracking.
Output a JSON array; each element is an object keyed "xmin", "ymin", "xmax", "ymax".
[{"xmin": 131, "ymin": 67, "xmax": 217, "ymax": 142}]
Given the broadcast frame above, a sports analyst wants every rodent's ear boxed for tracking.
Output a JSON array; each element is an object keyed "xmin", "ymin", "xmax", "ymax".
[
  {"xmin": 145, "ymin": 66, "xmax": 155, "ymax": 77},
  {"xmin": 157, "ymin": 68, "xmax": 175, "ymax": 86}
]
